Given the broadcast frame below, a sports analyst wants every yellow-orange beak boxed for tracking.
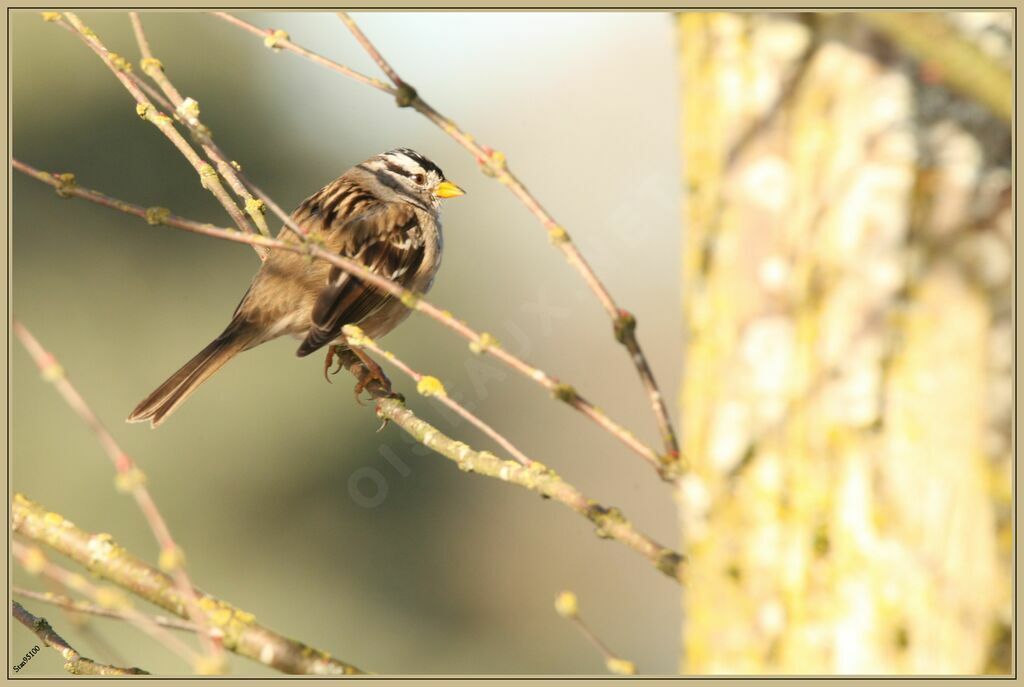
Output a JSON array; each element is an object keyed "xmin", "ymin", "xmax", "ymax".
[{"xmin": 434, "ymin": 180, "xmax": 466, "ymax": 199}]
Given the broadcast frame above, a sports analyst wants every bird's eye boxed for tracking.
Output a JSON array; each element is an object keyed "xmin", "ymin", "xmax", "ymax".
[{"xmin": 413, "ymin": 173, "xmax": 426, "ymax": 185}]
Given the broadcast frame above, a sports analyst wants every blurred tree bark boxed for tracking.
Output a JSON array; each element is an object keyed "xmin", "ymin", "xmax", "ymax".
[{"xmin": 676, "ymin": 12, "xmax": 1012, "ymax": 674}]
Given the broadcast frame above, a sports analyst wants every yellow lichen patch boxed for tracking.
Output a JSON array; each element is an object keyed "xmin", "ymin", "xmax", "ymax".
[
  {"xmin": 527, "ymin": 461, "xmax": 549, "ymax": 475},
  {"xmin": 64, "ymin": 573, "xmax": 88, "ymax": 592},
  {"xmin": 40, "ymin": 11, "xmax": 61, "ymax": 21},
  {"xmin": 210, "ymin": 607, "xmax": 232, "ymax": 626},
  {"xmin": 554, "ymin": 590, "xmax": 578, "ymax": 618},
  {"xmin": 244, "ymin": 197, "xmax": 266, "ymax": 217},
  {"xmin": 469, "ymin": 332, "xmax": 499, "ymax": 354},
  {"xmin": 341, "ymin": 324, "xmax": 372, "ymax": 347},
  {"xmin": 263, "ymin": 29, "xmax": 289, "ymax": 51},
  {"xmin": 233, "ymin": 609, "xmax": 255, "ymax": 624},
  {"xmin": 135, "ymin": 103, "xmax": 150, "ymax": 119},
  {"xmin": 21, "ymin": 546, "xmax": 47, "ymax": 574},
  {"xmin": 416, "ymin": 376, "xmax": 446, "ymax": 398},
  {"xmin": 399, "ymin": 291, "xmax": 421, "ymax": 309},
  {"xmin": 43, "ymin": 511, "xmax": 65, "ymax": 527},
  {"xmin": 606, "ymin": 658, "xmax": 637, "ymax": 675},
  {"xmin": 139, "ymin": 57, "xmax": 163, "ymax": 73},
  {"xmin": 198, "ymin": 596, "xmax": 219, "ymax": 612},
  {"xmin": 41, "ymin": 360, "xmax": 65, "ymax": 381},
  {"xmin": 193, "ymin": 655, "xmax": 227, "ymax": 676},
  {"xmin": 114, "ymin": 467, "xmax": 147, "ymax": 492},
  {"xmin": 107, "ymin": 52, "xmax": 132, "ymax": 73},
  {"xmin": 546, "ymin": 225, "xmax": 569, "ymax": 244},
  {"xmin": 95, "ymin": 586, "xmax": 130, "ymax": 610},
  {"xmin": 158, "ymin": 546, "xmax": 185, "ymax": 572},
  {"xmin": 197, "ymin": 163, "xmax": 218, "ymax": 189}
]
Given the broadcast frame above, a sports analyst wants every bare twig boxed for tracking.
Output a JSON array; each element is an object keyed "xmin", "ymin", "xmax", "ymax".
[
  {"xmin": 212, "ymin": 11, "xmax": 395, "ymax": 94},
  {"xmin": 50, "ymin": 12, "xmax": 267, "ymax": 260},
  {"xmin": 13, "ymin": 158, "xmax": 667, "ymax": 476},
  {"xmin": 129, "ymin": 12, "xmax": 271, "ymax": 240},
  {"xmin": 12, "ymin": 494, "xmax": 365, "ymax": 675},
  {"xmin": 12, "ymin": 600, "xmax": 149, "ymax": 676},
  {"xmin": 12, "ymin": 320, "xmax": 224, "ymax": 670},
  {"xmin": 13, "ymin": 587, "xmax": 200, "ymax": 633},
  {"xmin": 342, "ymin": 325, "xmax": 534, "ymax": 467},
  {"xmin": 13, "ymin": 540, "xmax": 200, "ymax": 666},
  {"xmin": 338, "ymin": 357, "xmax": 685, "ymax": 582},
  {"xmin": 215, "ymin": 10, "xmax": 681, "ymax": 467},
  {"xmin": 553, "ymin": 591, "xmax": 637, "ymax": 675}
]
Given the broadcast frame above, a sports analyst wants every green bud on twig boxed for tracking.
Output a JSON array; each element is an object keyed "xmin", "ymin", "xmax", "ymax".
[
  {"xmin": 395, "ymin": 83, "xmax": 418, "ymax": 107},
  {"xmin": 552, "ymin": 383, "xmax": 577, "ymax": 404},
  {"xmin": 613, "ymin": 310, "xmax": 636, "ymax": 344},
  {"xmin": 145, "ymin": 207, "xmax": 170, "ymax": 226}
]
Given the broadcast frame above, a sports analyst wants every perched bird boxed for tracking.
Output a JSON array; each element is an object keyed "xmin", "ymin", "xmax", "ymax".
[{"xmin": 128, "ymin": 148, "xmax": 464, "ymax": 427}]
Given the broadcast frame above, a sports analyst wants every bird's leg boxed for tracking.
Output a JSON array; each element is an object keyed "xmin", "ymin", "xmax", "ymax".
[
  {"xmin": 350, "ymin": 347, "xmax": 393, "ymax": 404},
  {"xmin": 323, "ymin": 344, "xmax": 348, "ymax": 383}
]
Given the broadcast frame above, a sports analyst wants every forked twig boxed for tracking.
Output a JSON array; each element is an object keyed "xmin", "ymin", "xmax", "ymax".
[
  {"xmin": 342, "ymin": 324, "xmax": 535, "ymax": 467},
  {"xmin": 554, "ymin": 591, "xmax": 637, "ymax": 675},
  {"xmin": 52, "ymin": 12, "xmax": 266, "ymax": 260},
  {"xmin": 13, "ymin": 587, "xmax": 200, "ymax": 634},
  {"xmin": 12, "ymin": 494, "xmax": 365, "ymax": 675},
  {"xmin": 12, "ymin": 600, "xmax": 149, "ymax": 676},
  {"xmin": 12, "ymin": 540, "xmax": 199, "ymax": 666},
  {"xmin": 336, "ymin": 357, "xmax": 685, "ymax": 582},
  {"xmin": 12, "ymin": 320, "xmax": 224, "ymax": 670},
  {"xmin": 128, "ymin": 12, "xmax": 271, "ymax": 240}
]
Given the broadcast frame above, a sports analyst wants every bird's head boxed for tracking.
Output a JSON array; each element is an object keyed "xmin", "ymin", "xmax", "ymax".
[{"xmin": 363, "ymin": 147, "xmax": 465, "ymax": 210}]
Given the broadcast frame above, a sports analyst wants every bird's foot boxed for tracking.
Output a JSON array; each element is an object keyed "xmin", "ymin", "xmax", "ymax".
[
  {"xmin": 323, "ymin": 345, "xmax": 347, "ymax": 383},
  {"xmin": 352, "ymin": 348, "xmax": 393, "ymax": 405}
]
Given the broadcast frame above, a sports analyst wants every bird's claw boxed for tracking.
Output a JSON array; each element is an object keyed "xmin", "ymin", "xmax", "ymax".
[{"xmin": 323, "ymin": 345, "xmax": 347, "ymax": 383}]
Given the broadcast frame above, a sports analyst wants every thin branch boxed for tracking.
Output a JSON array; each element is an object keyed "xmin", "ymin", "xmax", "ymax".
[
  {"xmin": 12, "ymin": 540, "xmax": 200, "ymax": 666},
  {"xmin": 336, "ymin": 12, "xmax": 405, "ymax": 88},
  {"xmin": 13, "ymin": 158, "xmax": 668, "ymax": 477},
  {"xmin": 338, "ymin": 357, "xmax": 685, "ymax": 582},
  {"xmin": 12, "ymin": 494, "xmax": 366, "ymax": 675},
  {"xmin": 51, "ymin": 12, "xmax": 267, "ymax": 260},
  {"xmin": 13, "ymin": 587, "xmax": 200, "ymax": 633},
  {"xmin": 12, "ymin": 320, "xmax": 225, "ymax": 670},
  {"xmin": 129, "ymin": 12, "xmax": 272, "ymax": 239},
  {"xmin": 11, "ymin": 600, "xmax": 149, "ymax": 676},
  {"xmin": 212, "ymin": 11, "xmax": 395, "ymax": 95},
  {"xmin": 342, "ymin": 325, "xmax": 535, "ymax": 467},
  {"xmin": 553, "ymin": 591, "xmax": 637, "ymax": 675}
]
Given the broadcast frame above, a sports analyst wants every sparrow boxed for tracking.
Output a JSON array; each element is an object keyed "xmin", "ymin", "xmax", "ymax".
[{"xmin": 128, "ymin": 148, "xmax": 464, "ymax": 427}]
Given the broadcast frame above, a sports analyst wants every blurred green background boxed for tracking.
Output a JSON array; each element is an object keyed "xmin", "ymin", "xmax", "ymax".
[{"xmin": 12, "ymin": 10, "xmax": 682, "ymax": 675}]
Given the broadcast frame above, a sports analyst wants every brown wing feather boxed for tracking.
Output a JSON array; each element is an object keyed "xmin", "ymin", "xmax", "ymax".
[{"xmin": 296, "ymin": 203, "xmax": 423, "ymax": 357}]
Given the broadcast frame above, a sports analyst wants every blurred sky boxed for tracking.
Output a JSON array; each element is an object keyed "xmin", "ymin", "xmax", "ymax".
[{"xmin": 12, "ymin": 11, "xmax": 682, "ymax": 675}]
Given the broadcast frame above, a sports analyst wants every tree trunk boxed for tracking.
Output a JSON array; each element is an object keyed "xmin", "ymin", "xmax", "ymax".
[{"xmin": 676, "ymin": 12, "xmax": 1011, "ymax": 674}]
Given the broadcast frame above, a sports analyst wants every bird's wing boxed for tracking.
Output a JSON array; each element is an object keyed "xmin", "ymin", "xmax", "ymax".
[{"xmin": 296, "ymin": 202, "xmax": 424, "ymax": 357}]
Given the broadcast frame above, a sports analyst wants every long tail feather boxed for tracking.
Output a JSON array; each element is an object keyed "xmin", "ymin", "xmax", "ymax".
[{"xmin": 127, "ymin": 321, "xmax": 257, "ymax": 428}]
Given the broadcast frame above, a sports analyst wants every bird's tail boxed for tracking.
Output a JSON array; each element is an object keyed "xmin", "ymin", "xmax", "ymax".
[{"xmin": 127, "ymin": 319, "xmax": 259, "ymax": 428}]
